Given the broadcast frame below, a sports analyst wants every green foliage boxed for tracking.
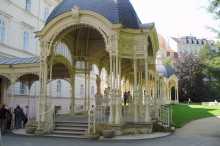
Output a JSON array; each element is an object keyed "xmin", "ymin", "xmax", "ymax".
[
  {"xmin": 171, "ymin": 104, "xmax": 220, "ymax": 128},
  {"xmin": 208, "ymin": 0, "xmax": 220, "ymax": 36},
  {"xmin": 163, "ymin": 57, "xmax": 173, "ymax": 66},
  {"xmin": 208, "ymin": 56, "xmax": 220, "ymax": 68},
  {"xmin": 199, "ymin": 44, "xmax": 212, "ymax": 62}
]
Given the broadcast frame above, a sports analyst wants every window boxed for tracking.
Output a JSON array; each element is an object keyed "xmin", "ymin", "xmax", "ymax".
[
  {"xmin": 44, "ymin": 8, "xmax": 49, "ymax": 21},
  {"xmin": 25, "ymin": 0, "xmax": 31, "ymax": 11},
  {"xmin": 80, "ymin": 84, "xmax": 84, "ymax": 97},
  {"xmin": 57, "ymin": 80, "xmax": 61, "ymax": 97},
  {"xmin": 167, "ymin": 52, "xmax": 170, "ymax": 57},
  {"xmin": 0, "ymin": 18, "xmax": 5, "ymax": 42},
  {"xmin": 23, "ymin": 31, "xmax": 30, "ymax": 50},
  {"xmin": 20, "ymin": 82, "xmax": 26, "ymax": 95}
]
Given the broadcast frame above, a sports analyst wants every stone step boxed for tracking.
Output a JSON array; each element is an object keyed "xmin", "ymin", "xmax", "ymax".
[
  {"xmin": 55, "ymin": 123, "xmax": 88, "ymax": 128},
  {"xmin": 55, "ymin": 121, "xmax": 88, "ymax": 125},
  {"xmin": 55, "ymin": 127, "xmax": 87, "ymax": 131},
  {"xmin": 47, "ymin": 134, "xmax": 87, "ymax": 139},
  {"xmin": 52, "ymin": 130, "xmax": 86, "ymax": 135}
]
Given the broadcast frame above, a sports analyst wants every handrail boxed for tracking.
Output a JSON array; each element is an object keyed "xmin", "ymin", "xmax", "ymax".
[
  {"xmin": 159, "ymin": 104, "xmax": 172, "ymax": 127},
  {"xmin": 88, "ymin": 107, "xmax": 96, "ymax": 135}
]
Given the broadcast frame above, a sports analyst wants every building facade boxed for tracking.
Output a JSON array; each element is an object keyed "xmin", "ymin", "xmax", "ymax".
[
  {"xmin": 172, "ymin": 36, "xmax": 218, "ymax": 55},
  {"xmin": 0, "ymin": 0, "xmax": 61, "ymax": 57},
  {"xmin": 156, "ymin": 34, "xmax": 178, "ymax": 65}
]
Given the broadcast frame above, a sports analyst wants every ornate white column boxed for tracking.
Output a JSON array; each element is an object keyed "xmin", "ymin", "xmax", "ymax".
[
  {"xmin": 133, "ymin": 53, "xmax": 138, "ymax": 123},
  {"xmin": 84, "ymin": 64, "xmax": 88, "ymax": 111},
  {"xmin": 9, "ymin": 77, "xmax": 16, "ymax": 108},
  {"xmin": 176, "ymin": 80, "xmax": 179, "ymax": 103},
  {"xmin": 70, "ymin": 70, "xmax": 75, "ymax": 114},
  {"xmin": 108, "ymin": 35, "xmax": 122, "ymax": 124},
  {"xmin": 109, "ymin": 50, "xmax": 114, "ymax": 123},
  {"xmin": 87, "ymin": 69, "xmax": 91, "ymax": 111},
  {"xmin": 115, "ymin": 54, "xmax": 122, "ymax": 124},
  {"xmin": 144, "ymin": 45, "xmax": 151, "ymax": 122},
  {"xmin": 38, "ymin": 41, "xmax": 49, "ymax": 124}
]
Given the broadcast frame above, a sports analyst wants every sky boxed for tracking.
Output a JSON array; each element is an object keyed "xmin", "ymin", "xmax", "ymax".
[{"xmin": 130, "ymin": 0, "xmax": 219, "ymax": 40}]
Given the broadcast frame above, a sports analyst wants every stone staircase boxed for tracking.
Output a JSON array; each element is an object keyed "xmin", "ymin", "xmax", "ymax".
[{"xmin": 49, "ymin": 115, "xmax": 89, "ymax": 138}]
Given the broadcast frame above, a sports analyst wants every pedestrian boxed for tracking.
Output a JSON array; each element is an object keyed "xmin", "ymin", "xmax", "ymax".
[
  {"xmin": 5, "ymin": 107, "xmax": 12, "ymax": 131},
  {"xmin": 22, "ymin": 111, "xmax": 28, "ymax": 128},
  {"xmin": 123, "ymin": 92, "xmax": 128, "ymax": 106},
  {"xmin": 127, "ymin": 91, "xmax": 131, "ymax": 103},
  {"xmin": 14, "ymin": 105, "xmax": 23, "ymax": 129},
  {"xmin": 188, "ymin": 98, "xmax": 191, "ymax": 104},
  {"xmin": 0, "ymin": 105, "xmax": 7, "ymax": 134}
]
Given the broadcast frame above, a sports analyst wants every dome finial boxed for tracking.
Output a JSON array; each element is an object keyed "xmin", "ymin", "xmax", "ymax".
[
  {"xmin": 71, "ymin": 5, "xmax": 80, "ymax": 18},
  {"xmin": 71, "ymin": 5, "xmax": 80, "ymax": 11}
]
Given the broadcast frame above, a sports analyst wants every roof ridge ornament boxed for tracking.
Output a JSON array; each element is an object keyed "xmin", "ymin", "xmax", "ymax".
[{"xmin": 71, "ymin": 5, "xmax": 80, "ymax": 20}]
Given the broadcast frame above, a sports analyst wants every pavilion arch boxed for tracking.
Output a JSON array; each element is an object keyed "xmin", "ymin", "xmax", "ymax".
[
  {"xmin": 0, "ymin": 75, "xmax": 11, "ymax": 105},
  {"xmin": 0, "ymin": 74, "xmax": 12, "ymax": 83},
  {"xmin": 48, "ymin": 79, "xmax": 71, "ymax": 97},
  {"xmin": 36, "ymin": 10, "xmax": 117, "ymax": 55},
  {"xmin": 50, "ymin": 55, "xmax": 74, "ymax": 79},
  {"xmin": 51, "ymin": 63, "xmax": 72, "ymax": 80},
  {"xmin": 40, "ymin": 19, "xmax": 110, "ymax": 116},
  {"xmin": 54, "ymin": 42, "xmax": 73, "ymax": 65},
  {"xmin": 167, "ymin": 75, "xmax": 179, "ymax": 103},
  {"xmin": 16, "ymin": 73, "xmax": 39, "ymax": 84},
  {"xmin": 12, "ymin": 73, "xmax": 40, "ymax": 98}
]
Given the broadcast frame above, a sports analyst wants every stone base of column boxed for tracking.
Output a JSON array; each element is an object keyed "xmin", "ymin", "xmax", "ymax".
[
  {"xmin": 70, "ymin": 103, "xmax": 75, "ymax": 115},
  {"xmin": 35, "ymin": 121, "xmax": 52, "ymax": 135}
]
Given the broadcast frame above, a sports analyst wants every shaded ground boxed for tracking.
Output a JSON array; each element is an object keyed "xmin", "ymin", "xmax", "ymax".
[
  {"xmin": 172, "ymin": 104, "xmax": 220, "ymax": 128},
  {"xmin": 2, "ymin": 117, "xmax": 220, "ymax": 146}
]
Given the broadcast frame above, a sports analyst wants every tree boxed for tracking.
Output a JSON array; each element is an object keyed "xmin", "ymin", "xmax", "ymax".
[
  {"xmin": 175, "ymin": 52, "xmax": 208, "ymax": 102},
  {"xmin": 199, "ymin": 44, "xmax": 220, "ymax": 100},
  {"xmin": 208, "ymin": 0, "xmax": 220, "ymax": 36}
]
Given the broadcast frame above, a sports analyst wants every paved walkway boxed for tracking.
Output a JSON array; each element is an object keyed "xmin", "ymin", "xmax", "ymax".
[
  {"xmin": 175, "ymin": 116, "xmax": 220, "ymax": 137},
  {"xmin": 2, "ymin": 117, "xmax": 220, "ymax": 146},
  {"xmin": 12, "ymin": 129, "xmax": 171, "ymax": 140}
]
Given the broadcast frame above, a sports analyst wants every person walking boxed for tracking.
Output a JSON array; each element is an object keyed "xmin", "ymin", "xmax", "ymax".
[{"xmin": 123, "ymin": 92, "xmax": 127, "ymax": 106}]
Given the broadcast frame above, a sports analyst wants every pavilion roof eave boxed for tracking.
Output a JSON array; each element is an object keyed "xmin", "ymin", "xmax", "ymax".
[{"xmin": 0, "ymin": 57, "xmax": 40, "ymax": 65}]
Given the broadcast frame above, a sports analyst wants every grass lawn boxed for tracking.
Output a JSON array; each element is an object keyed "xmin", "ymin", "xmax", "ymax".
[{"xmin": 171, "ymin": 104, "xmax": 220, "ymax": 128}]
